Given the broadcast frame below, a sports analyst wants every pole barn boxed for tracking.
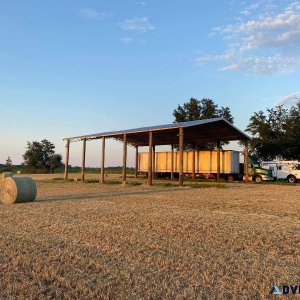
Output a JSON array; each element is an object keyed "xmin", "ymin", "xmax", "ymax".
[{"xmin": 63, "ymin": 118, "xmax": 250, "ymax": 186}]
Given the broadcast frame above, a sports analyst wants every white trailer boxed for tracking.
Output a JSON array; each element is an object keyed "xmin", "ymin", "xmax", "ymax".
[
  {"xmin": 138, "ymin": 150, "xmax": 240, "ymax": 179},
  {"xmin": 261, "ymin": 161, "xmax": 300, "ymax": 183}
]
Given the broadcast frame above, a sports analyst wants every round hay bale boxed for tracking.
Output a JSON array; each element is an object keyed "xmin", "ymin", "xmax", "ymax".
[
  {"xmin": 0, "ymin": 177, "xmax": 37, "ymax": 205},
  {"xmin": 2, "ymin": 172, "xmax": 13, "ymax": 179}
]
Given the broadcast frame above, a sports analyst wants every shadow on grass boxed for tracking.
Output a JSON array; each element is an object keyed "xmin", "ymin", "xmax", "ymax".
[
  {"xmin": 189, "ymin": 183, "xmax": 227, "ymax": 189},
  {"xmin": 34, "ymin": 187, "xmax": 180, "ymax": 204}
]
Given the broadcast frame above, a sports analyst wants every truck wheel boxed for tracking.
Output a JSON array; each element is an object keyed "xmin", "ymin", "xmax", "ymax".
[
  {"xmin": 287, "ymin": 175, "xmax": 297, "ymax": 183},
  {"xmin": 254, "ymin": 175, "xmax": 262, "ymax": 183},
  {"xmin": 227, "ymin": 175, "xmax": 234, "ymax": 182}
]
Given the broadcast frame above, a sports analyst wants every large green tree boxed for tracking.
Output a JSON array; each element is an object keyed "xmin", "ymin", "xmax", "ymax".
[
  {"xmin": 246, "ymin": 101, "xmax": 300, "ymax": 160},
  {"xmin": 23, "ymin": 139, "xmax": 63, "ymax": 173},
  {"xmin": 173, "ymin": 98, "xmax": 234, "ymax": 149},
  {"xmin": 173, "ymin": 98, "xmax": 234, "ymax": 123},
  {"xmin": 50, "ymin": 154, "xmax": 63, "ymax": 173},
  {"xmin": 284, "ymin": 101, "xmax": 300, "ymax": 160}
]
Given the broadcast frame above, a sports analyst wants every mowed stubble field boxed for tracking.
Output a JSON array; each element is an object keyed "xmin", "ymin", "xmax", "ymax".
[{"xmin": 0, "ymin": 176, "xmax": 299, "ymax": 299}]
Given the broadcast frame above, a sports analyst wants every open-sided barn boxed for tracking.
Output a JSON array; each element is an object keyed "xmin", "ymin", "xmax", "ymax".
[{"xmin": 64, "ymin": 117, "xmax": 250, "ymax": 186}]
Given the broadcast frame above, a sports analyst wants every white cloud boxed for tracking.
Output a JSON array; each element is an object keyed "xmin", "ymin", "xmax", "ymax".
[
  {"xmin": 119, "ymin": 17, "xmax": 155, "ymax": 32},
  {"xmin": 223, "ymin": 55, "xmax": 297, "ymax": 74},
  {"xmin": 121, "ymin": 37, "xmax": 133, "ymax": 44},
  {"xmin": 197, "ymin": 1, "xmax": 300, "ymax": 75},
  {"xmin": 78, "ymin": 8, "xmax": 111, "ymax": 20},
  {"xmin": 195, "ymin": 52, "xmax": 233, "ymax": 64},
  {"xmin": 276, "ymin": 92, "xmax": 300, "ymax": 106},
  {"xmin": 196, "ymin": 52, "xmax": 298, "ymax": 75},
  {"xmin": 138, "ymin": 1, "xmax": 147, "ymax": 6},
  {"xmin": 231, "ymin": 8, "xmax": 300, "ymax": 51},
  {"xmin": 241, "ymin": 2, "xmax": 261, "ymax": 15}
]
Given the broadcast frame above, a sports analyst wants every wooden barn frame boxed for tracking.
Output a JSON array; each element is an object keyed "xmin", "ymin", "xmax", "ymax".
[{"xmin": 63, "ymin": 118, "xmax": 250, "ymax": 186}]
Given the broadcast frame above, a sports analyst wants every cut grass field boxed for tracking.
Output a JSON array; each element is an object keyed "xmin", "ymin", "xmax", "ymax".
[{"xmin": 0, "ymin": 178, "xmax": 299, "ymax": 299}]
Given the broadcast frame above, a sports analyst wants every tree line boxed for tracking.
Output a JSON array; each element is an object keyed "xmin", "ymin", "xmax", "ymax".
[{"xmin": 173, "ymin": 98, "xmax": 300, "ymax": 161}]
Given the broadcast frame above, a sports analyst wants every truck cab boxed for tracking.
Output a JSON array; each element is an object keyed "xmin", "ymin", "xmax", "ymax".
[
  {"xmin": 261, "ymin": 161, "xmax": 300, "ymax": 183},
  {"xmin": 248, "ymin": 157, "xmax": 273, "ymax": 183}
]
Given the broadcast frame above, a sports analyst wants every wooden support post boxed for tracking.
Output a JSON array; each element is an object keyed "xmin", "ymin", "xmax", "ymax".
[
  {"xmin": 148, "ymin": 132, "xmax": 153, "ymax": 186},
  {"xmin": 81, "ymin": 138, "xmax": 86, "ymax": 182},
  {"xmin": 135, "ymin": 146, "xmax": 138, "ymax": 178},
  {"xmin": 217, "ymin": 140, "xmax": 221, "ymax": 182},
  {"xmin": 192, "ymin": 143, "xmax": 196, "ymax": 180},
  {"xmin": 64, "ymin": 140, "xmax": 70, "ymax": 180},
  {"xmin": 122, "ymin": 134, "xmax": 127, "ymax": 184},
  {"xmin": 171, "ymin": 144, "xmax": 174, "ymax": 180},
  {"xmin": 179, "ymin": 127, "xmax": 184, "ymax": 187},
  {"xmin": 152, "ymin": 145, "xmax": 156, "ymax": 180},
  {"xmin": 100, "ymin": 137, "xmax": 105, "ymax": 184},
  {"xmin": 244, "ymin": 140, "xmax": 249, "ymax": 182}
]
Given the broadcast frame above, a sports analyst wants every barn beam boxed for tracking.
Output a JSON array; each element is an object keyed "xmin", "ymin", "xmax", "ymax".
[
  {"xmin": 135, "ymin": 146, "xmax": 138, "ymax": 178},
  {"xmin": 244, "ymin": 140, "xmax": 249, "ymax": 182},
  {"xmin": 100, "ymin": 137, "xmax": 105, "ymax": 184},
  {"xmin": 81, "ymin": 138, "xmax": 86, "ymax": 182},
  {"xmin": 179, "ymin": 127, "xmax": 184, "ymax": 187},
  {"xmin": 171, "ymin": 144, "xmax": 174, "ymax": 180},
  {"xmin": 152, "ymin": 145, "xmax": 156, "ymax": 180},
  {"xmin": 217, "ymin": 140, "xmax": 221, "ymax": 182},
  {"xmin": 64, "ymin": 140, "xmax": 70, "ymax": 180},
  {"xmin": 192, "ymin": 143, "xmax": 196, "ymax": 180},
  {"xmin": 122, "ymin": 134, "xmax": 127, "ymax": 184},
  {"xmin": 148, "ymin": 132, "xmax": 153, "ymax": 186}
]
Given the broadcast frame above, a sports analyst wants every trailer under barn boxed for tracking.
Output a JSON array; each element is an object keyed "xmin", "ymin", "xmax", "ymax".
[
  {"xmin": 138, "ymin": 150, "xmax": 240, "ymax": 176},
  {"xmin": 64, "ymin": 117, "xmax": 250, "ymax": 186}
]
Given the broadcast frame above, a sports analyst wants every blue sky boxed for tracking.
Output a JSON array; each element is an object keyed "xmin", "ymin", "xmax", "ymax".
[{"xmin": 1, "ymin": 0, "xmax": 300, "ymax": 167}]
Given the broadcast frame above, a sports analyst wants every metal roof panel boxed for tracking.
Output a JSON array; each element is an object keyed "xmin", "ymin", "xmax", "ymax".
[{"xmin": 64, "ymin": 117, "xmax": 250, "ymax": 142}]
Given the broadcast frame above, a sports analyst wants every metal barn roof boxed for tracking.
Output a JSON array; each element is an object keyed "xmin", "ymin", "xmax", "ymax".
[{"xmin": 64, "ymin": 117, "xmax": 250, "ymax": 146}]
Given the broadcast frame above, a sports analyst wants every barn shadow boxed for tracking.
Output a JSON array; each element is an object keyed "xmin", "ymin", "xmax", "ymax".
[{"xmin": 34, "ymin": 187, "xmax": 180, "ymax": 204}]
